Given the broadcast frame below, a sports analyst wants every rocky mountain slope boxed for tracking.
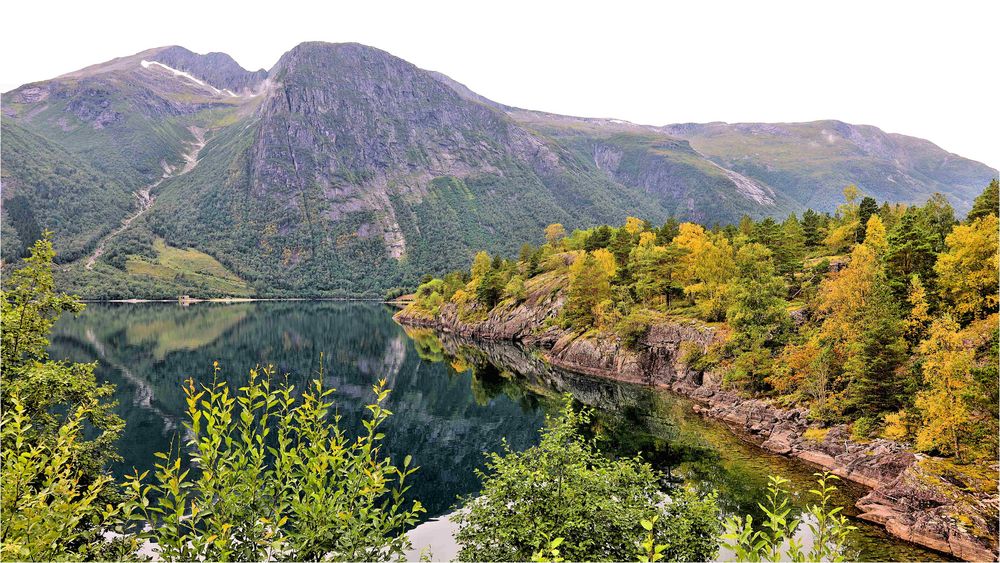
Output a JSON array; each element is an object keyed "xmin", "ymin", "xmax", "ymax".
[{"xmin": 2, "ymin": 42, "xmax": 995, "ymax": 297}]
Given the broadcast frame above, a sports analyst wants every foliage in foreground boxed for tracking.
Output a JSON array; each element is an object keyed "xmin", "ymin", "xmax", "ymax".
[
  {"xmin": 122, "ymin": 367, "xmax": 424, "ymax": 562},
  {"xmin": 0, "ymin": 396, "xmax": 136, "ymax": 561},
  {"xmin": 0, "ymin": 365, "xmax": 423, "ymax": 561},
  {"xmin": 722, "ymin": 473, "xmax": 856, "ymax": 562},
  {"xmin": 453, "ymin": 397, "xmax": 721, "ymax": 562},
  {"xmin": 0, "ymin": 234, "xmax": 126, "ymax": 559}
]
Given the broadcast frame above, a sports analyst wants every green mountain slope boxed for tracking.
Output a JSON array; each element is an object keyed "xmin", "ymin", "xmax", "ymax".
[
  {"xmin": 0, "ymin": 120, "xmax": 134, "ymax": 262},
  {"xmin": 146, "ymin": 43, "xmax": 685, "ymax": 295},
  {"xmin": 662, "ymin": 121, "xmax": 996, "ymax": 213},
  {"xmin": 2, "ymin": 42, "xmax": 995, "ymax": 298}
]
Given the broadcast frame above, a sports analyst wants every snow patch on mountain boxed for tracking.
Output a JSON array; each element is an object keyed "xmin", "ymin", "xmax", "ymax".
[{"xmin": 141, "ymin": 60, "xmax": 222, "ymax": 95}]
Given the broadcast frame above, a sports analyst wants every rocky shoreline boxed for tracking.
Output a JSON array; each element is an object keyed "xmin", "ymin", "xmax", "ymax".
[{"xmin": 395, "ymin": 295, "xmax": 998, "ymax": 562}]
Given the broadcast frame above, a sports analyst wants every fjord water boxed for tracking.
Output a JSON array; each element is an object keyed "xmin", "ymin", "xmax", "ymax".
[{"xmin": 50, "ymin": 302, "xmax": 945, "ymax": 561}]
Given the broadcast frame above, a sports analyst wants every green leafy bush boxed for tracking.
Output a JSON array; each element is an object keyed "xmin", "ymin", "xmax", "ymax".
[
  {"xmin": 123, "ymin": 366, "xmax": 424, "ymax": 561},
  {"xmin": 453, "ymin": 397, "xmax": 720, "ymax": 562},
  {"xmin": 0, "ymin": 396, "xmax": 138, "ymax": 561},
  {"xmin": 722, "ymin": 472, "xmax": 856, "ymax": 562},
  {"xmin": 615, "ymin": 308, "xmax": 659, "ymax": 349}
]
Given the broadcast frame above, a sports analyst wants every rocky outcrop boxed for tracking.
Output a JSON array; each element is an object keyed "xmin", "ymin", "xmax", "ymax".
[{"xmin": 394, "ymin": 293, "xmax": 999, "ymax": 561}]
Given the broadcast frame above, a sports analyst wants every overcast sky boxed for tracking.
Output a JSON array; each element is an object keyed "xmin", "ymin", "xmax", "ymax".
[{"xmin": 2, "ymin": 1, "xmax": 997, "ymax": 168}]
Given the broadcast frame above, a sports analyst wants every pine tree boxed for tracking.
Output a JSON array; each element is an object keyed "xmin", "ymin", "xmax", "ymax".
[
  {"xmin": 843, "ymin": 279, "xmax": 906, "ymax": 417},
  {"xmin": 967, "ymin": 179, "xmax": 998, "ymax": 222},
  {"xmin": 631, "ymin": 235, "xmax": 684, "ymax": 307},
  {"xmin": 584, "ymin": 225, "xmax": 613, "ymax": 251},
  {"xmin": 886, "ymin": 209, "xmax": 938, "ymax": 297},
  {"xmin": 777, "ymin": 215, "xmax": 806, "ymax": 276},
  {"xmin": 608, "ymin": 226, "xmax": 636, "ymax": 267},
  {"xmin": 657, "ymin": 217, "xmax": 680, "ymax": 241},
  {"xmin": 726, "ymin": 244, "xmax": 791, "ymax": 350},
  {"xmin": 856, "ymin": 197, "xmax": 879, "ymax": 242},
  {"xmin": 801, "ymin": 209, "xmax": 824, "ymax": 248}
]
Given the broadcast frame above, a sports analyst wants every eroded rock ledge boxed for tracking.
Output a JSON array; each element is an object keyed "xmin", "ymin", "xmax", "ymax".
[{"xmin": 395, "ymin": 300, "xmax": 998, "ymax": 562}]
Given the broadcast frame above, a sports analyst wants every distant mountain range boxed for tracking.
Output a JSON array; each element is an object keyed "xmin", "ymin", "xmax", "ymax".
[{"xmin": 2, "ymin": 43, "xmax": 995, "ymax": 297}]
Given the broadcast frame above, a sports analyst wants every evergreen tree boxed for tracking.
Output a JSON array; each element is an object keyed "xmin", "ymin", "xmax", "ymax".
[
  {"xmin": 777, "ymin": 215, "xmax": 806, "ymax": 276},
  {"xmin": 855, "ymin": 196, "xmax": 879, "ymax": 241},
  {"xmin": 726, "ymin": 244, "xmax": 791, "ymax": 350},
  {"xmin": 658, "ymin": 216, "xmax": 680, "ymax": 242},
  {"xmin": 608, "ymin": 226, "xmax": 636, "ymax": 267},
  {"xmin": 843, "ymin": 279, "xmax": 906, "ymax": 417},
  {"xmin": 584, "ymin": 225, "xmax": 613, "ymax": 251},
  {"xmin": 751, "ymin": 218, "xmax": 782, "ymax": 250},
  {"xmin": 886, "ymin": 209, "xmax": 938, "ymax": 297},
  {"xmin": 631, "ymin": 234, "xmax": 684, "ymax": 307},
  {"xmin": 801, "ymin": 209, "xmax": 824, "ymax": 248},
  {"xmin": 967, "ymin": 179, "xmax": 999, "ymax": 221},
  {"xmin": 476, "ymin": 267, "xmax": 505, "ymax": 309}
]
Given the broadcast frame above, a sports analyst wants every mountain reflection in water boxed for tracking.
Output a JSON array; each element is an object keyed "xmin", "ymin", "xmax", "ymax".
[{"xmin": 50, "ymin": 302, "xmax": 946, "ymax": 561}]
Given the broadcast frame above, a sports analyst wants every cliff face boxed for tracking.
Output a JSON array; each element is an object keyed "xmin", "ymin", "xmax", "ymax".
[{"xmin": 394, "ymin": 285, "xmax": 998, "ymax": 561}]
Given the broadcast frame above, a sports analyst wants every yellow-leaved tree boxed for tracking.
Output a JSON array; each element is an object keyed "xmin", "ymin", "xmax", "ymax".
[
  {"xmin": 935, "ymin": 214, "xmax": 999, "ymax": 321},
  {"xmin": 673, "ymin": 223, "xmax": 736, "ymax": 320},
  {"xmin": 591, "ymin": 247, "xmax": 617, "ymax": 279},
  {"xmin": 624, "ymin": 216, "xmax": 645, "ymax": 235},
  {"xmin": 914, "ymin": 316, "xmax": 974, "ymax": 460},
  {"xmin": 545, "ymin": 223, "xmax": 567, "ymax": 247}
]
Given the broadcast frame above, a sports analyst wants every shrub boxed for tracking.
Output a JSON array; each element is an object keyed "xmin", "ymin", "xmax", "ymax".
[
  {"xmin": 1, "ymin": 396, "xmax": 138, "ymax": 561},
  {"xmin": 802, "ymin": 427, "xmax": 831, "ymax": 444},
  {"xmin": 504, "ymin": 274, "xmax": 527, "ymax": 302},
  {"xmin": 851, "ymin": 416, "xmax": 878, "ymax": 441},
  {"xmin": 615, "ymin": 309, "xmax": 658, "ymax": 349},
  {"xmin": 123, "ymin": 366, "xmax": 424, "ymax": 561},
  {"xmin": 722, "ymin": 473, "xmax": 856, "ymax": 562},
  {"xmin": 678, "ymin": 341, "xmax": 704, "ymax": 368},
  {"xmin": 453, "ymin": 397, "xmax": 720, "ymax": 562}
]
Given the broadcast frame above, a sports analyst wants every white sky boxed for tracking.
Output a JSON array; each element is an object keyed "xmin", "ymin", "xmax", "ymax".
[{"xmin": 2, "ymin": 0, "xmax": 997, "ymax": 168}]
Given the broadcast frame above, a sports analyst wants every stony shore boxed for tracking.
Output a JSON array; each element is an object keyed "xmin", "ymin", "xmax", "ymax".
[{"xmin": 395, "ymin": 290, "xmax": 998, "ymax": 562}]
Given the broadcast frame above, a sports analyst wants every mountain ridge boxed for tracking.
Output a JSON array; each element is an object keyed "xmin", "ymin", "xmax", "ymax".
[{"xmin": 1, "ymin": 42, "xmax": 995, "ymax": 297}]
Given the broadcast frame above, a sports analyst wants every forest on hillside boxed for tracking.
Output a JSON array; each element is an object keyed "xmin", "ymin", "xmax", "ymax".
[{"xmin": 404, "ymin": 180, "xmax": 1000, "ymax": 462}]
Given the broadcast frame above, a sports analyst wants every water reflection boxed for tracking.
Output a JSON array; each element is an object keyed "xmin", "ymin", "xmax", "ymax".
[
  {"xmin": 49, "ymin": 303, "xmax": 947, "ymax": 561},
  {"xmin": 50, "ymin": 302, "xmax": 548, "ymax": 519},
  {"xmin": 400, "ymin": 326, "xmax": 950, "ymax": 562}
]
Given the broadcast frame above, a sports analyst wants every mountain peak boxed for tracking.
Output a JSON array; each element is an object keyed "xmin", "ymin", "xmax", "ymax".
[{"xmin": 149, "ymin": 46, "xmax": 267, "ymax": 94}]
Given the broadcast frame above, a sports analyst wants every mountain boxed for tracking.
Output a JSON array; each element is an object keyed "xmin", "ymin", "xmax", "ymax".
[
  {"xmin": 2, "ymin": 42, "xmax": 995, "ymax": 297},
  {"xmin": 661, "ymin": 121, "xmax": 996, "ymax": 212}
]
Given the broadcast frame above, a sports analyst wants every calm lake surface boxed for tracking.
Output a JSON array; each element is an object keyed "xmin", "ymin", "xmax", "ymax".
[{"xmin": 50, "ymin": 302, "xmax": 947, "ymax": 561}]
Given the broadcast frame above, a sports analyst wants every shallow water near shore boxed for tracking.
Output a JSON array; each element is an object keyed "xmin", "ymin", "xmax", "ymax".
[{"xmin": 50, "ymin": 301, "xmax": 949, "ymax": 561}]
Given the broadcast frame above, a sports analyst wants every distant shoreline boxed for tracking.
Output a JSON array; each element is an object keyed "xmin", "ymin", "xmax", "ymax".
[{"xmin": 83, "ymin": 297, "xmax": 395, "ymax": 304}]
